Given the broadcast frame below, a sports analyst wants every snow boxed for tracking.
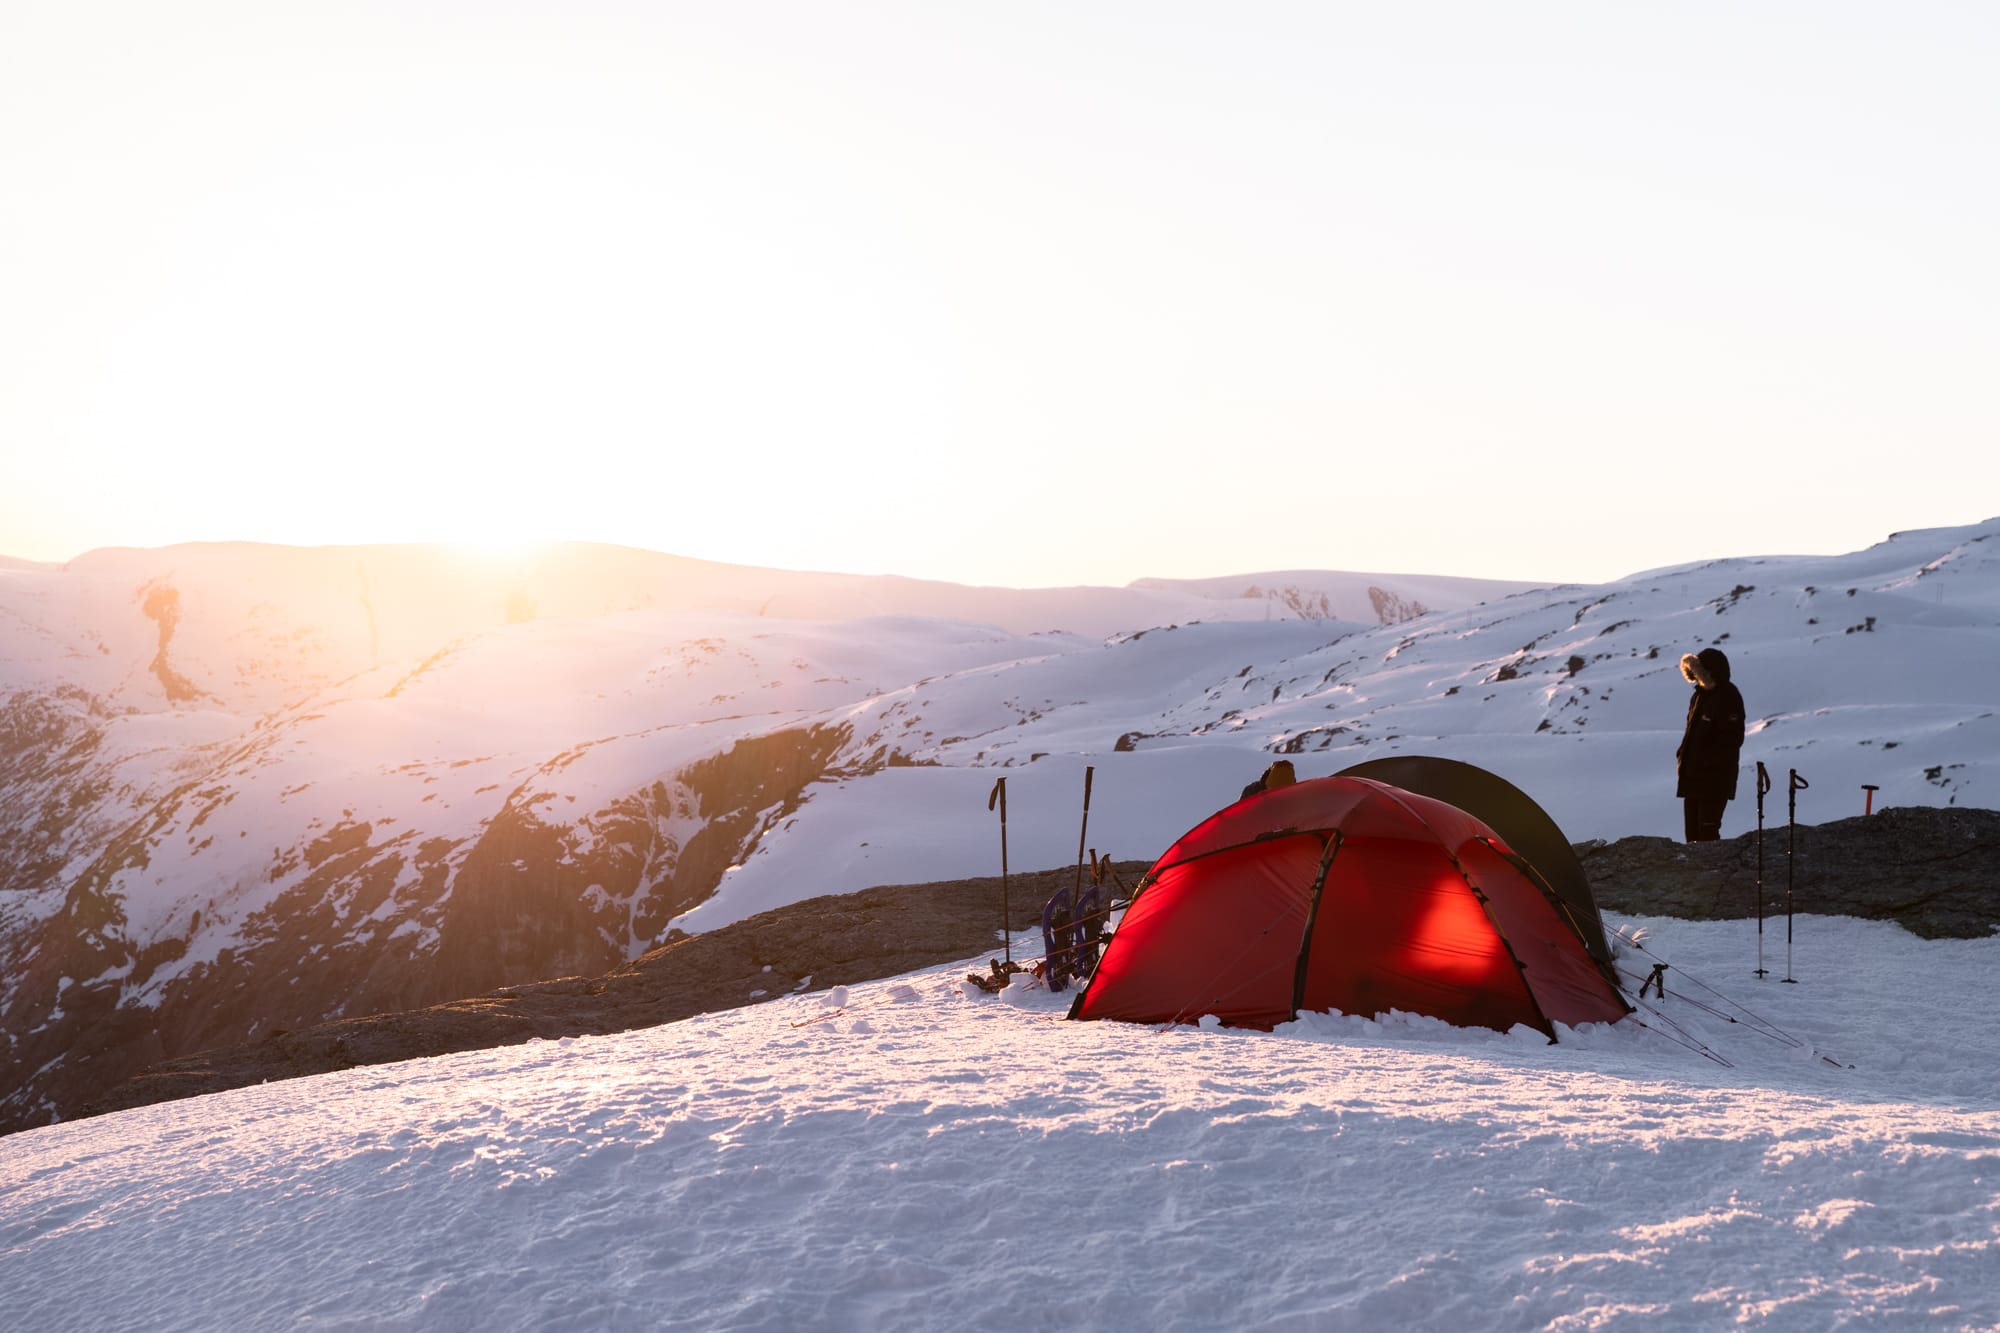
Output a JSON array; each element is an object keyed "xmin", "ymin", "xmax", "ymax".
[
  {"xmin": 9, "ymin": 522, "xmax": 1997, "ymax": 986},
  {"xmin": 684, "ymin": 522, "xmax": 2000, "ymax": 929},
  {"xmin": 3, "ymin": 914, "xmax": 1996, "ymax": 1330},
  {"xmin": 4, "ymin": 542, "xmax": 1519, "ymax": 712},
  {"xmin": 4, "ymin": 523, "xmax": 2000, "ymax": 1325}
]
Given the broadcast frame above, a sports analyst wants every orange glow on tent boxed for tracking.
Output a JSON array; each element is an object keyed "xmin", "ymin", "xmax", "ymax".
[
  {"xmin": 1404, "ymin": 873, "xmax": 1514, "ymax": 984},
  {"xmin": 1070, "ymin": 774, "xmax": 1629, "ymax": 1038}
]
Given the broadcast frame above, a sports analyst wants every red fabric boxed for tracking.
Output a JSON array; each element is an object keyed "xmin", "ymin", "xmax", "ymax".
[
  {"xmin": 1454, "ymin": 838, "xmax": 1628, "ymax": 1029},
  {"xmin": 1298, "ymin": 835, "xmax": 1543, "ymax": 1032},
  {"xmin": 1074, "ymin": 833, "xmax": 1323, "ymax": 1028},
  {"xmin": 1072, "ymin": 776, "xmax": 1628, "ymax": 1037}
]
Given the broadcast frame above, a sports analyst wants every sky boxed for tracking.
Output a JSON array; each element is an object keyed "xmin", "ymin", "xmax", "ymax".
[
  {"xmin": 5, "ymin": 917, "xmax": 1998, "ymax": 1328},
  {"xmin": 3, "ymin": 2, "xmax": 1996, "ymax": 588}
]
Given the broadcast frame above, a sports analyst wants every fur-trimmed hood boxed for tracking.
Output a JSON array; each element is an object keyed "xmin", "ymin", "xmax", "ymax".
[{"xmin": 1680, "ymin": 647, "xmax": 1732, "ymax": 690}]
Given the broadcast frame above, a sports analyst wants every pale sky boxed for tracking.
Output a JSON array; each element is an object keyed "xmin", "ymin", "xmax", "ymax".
[{"xmin": 3, "ymin": 2, "xmax": 1995, "ymax": 587}]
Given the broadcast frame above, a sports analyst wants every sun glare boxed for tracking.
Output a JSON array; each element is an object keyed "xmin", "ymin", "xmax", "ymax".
[{"xmin": 444, "ymin": 538, "xmax": 549, "ymax": 567}]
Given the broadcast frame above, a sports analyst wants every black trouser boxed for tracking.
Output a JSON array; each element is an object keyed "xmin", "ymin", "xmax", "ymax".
[{"xmin": 1684, "ymin": 796, "xmax": 1728, "ymax": 843}]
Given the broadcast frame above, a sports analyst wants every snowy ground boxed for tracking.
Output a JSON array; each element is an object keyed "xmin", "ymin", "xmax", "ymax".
[{"xmin": 4, "ymin": 913, "xmax": 1996, "ymax": 1331}]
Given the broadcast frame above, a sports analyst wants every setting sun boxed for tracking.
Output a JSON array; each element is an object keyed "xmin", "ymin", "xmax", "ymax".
[{"xmin": 442, "ymin": 537, "xmax": 549, "ymax": 567}]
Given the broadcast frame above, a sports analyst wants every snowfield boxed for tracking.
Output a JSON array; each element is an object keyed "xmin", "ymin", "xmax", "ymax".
[
  {"xmin": 4, "ymin": 521, "xmax": 1999, "ymax": 1324},
  {"xmin": 4, "ymin": 913, "xmax": 1996, "ymax": 1331}
]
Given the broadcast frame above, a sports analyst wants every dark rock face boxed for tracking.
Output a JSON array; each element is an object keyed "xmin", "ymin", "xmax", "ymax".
[
  {"xmin": 424, "ymin": 721, "xmax": 853, "ymax": 1002},
  {"xmin": 1580, "ymin": 805, "xmax": 2000, "ymax": 940},
  {"xmin": 0, "ymin": 722, "xmax": 857, "ymax": 1137},
  {"xmin": 1367, "ymin": 585, "xmax": 1430, "ymax": 625},
  {"xmin": 80, "ymin": 863, "xmax": 1143, "ymax": 1125},
  {"xmin": 139, "ymin": 582, "xmax": 206, "ymax": 703},
  {"xmin": 0, "ymin": 690, "xmax": 111, "ymax": 893}
]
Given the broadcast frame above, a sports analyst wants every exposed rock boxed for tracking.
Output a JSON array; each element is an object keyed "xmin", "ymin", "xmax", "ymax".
[
  {"xmin": 78, "ymin": 863, "xmax": 1146, "ymax": 1126},
  {"xmin": 0, "ymin": 689, "xmax": 113, "ymax": 906},
  {"xmin": 1367, "ymin": 585, "xmax": 1430, "ymax": 625},
  {"xmin": 139, "ymin": 582, "xmax": 205, "ymax": 703},
  {"xmin": 0, "ymin": 720, "xmax": 860, "ymax": 1137},
  {"xmin": 1581, "ymin": 805, "xmax": 2000, "ymax": 940},
  {"xmin": 426, "ymin": 720, "xmax": 854, "ymax": 1000}
]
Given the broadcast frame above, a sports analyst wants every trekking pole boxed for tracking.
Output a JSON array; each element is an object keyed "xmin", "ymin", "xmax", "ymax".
[
  {"xmin": 988, "ymin": 776, "xmax": 1010, "ymax": 966},
  {"xmin": 1785, "ymin": 768, "xmax": 1808, "ymax": 983},
  {"xmin": 1754, "ymin": 761, "xmax": 1771, "ymax": 978},
  {"xmin": 1065, "ymin": 766, "xmax": 1094, "ymax": 982},
  {"xmin": 1072, "ymin": 766, "xmax": 1095, "ymax": 900}
]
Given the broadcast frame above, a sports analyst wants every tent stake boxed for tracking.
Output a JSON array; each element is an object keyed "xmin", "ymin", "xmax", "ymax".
[
  {"xmin": 1785, "ymin": 768, "xmax": 1808, "ymax": 983},
  {"xmin": 1754, "ymin": 762, "xmax": 1770, "ymax": 978},
  {"xmin": 988, "ymin": 776, "xmax": 1010, "ymax": 967}
]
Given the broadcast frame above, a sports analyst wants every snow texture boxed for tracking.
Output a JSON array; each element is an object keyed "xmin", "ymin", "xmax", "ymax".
[
  {"xmin": 3, "ymin": 524, "xmax": 1999, "ymax": 1326},
  {"xmin": 2, "ymin": 915, "xmax": 1996, "ymax": 1331}
]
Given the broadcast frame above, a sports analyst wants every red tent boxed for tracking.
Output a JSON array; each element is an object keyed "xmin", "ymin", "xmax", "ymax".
[{"xmin": 1068, "ymin": 775, "xmax": 1628, "ymax": 1038}]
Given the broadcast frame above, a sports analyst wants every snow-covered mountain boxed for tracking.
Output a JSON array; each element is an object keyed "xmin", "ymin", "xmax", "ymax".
[{"xmin": 2, "ymin": 524, "xmax": 1996, "ymax": 1134}]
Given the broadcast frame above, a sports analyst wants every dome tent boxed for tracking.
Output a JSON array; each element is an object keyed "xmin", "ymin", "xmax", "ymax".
[
  {"xmin": 1067, "ymin": 772, "xmax": 1629, "ymax": 1038},
  {"xmin": 1335, "ymin": 753, "xmax": 1612, "ymax": 965}
]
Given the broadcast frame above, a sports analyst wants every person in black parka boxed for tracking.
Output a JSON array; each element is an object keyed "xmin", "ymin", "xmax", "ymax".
[{"xmin": 1676, "ymin": 647, "xmax": 1746, "ymax": 842}]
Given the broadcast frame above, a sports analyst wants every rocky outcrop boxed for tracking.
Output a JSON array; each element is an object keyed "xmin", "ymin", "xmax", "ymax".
[
  {"xmin": 1367, "ymin": 585, "xmax": 1430, "ymax": 625},
  {"xmin": 139, "ymin": 583, "xmax": 205, "ymax": 703},
  {"xmin": 1236, "ymin": 582, "xmax": 1432, "ymax": 625},
  {"xmin": 0, "ymin": 689, "xmax": 110, "ymax": 908},
  {"xmin": 0, "ymin": 721, "xmax": 859, "ymax": 1137},
  {"xmin": 425, "ymin": 722, "xmax": 851, "ymax": 1002},
  {"xmin": 81, "ymin": 862, "xmax": 1144, "ymax": 1124},
  {"xmin": 1581, "ymin": 805, "xmax": 2000, "ymax": 940}
]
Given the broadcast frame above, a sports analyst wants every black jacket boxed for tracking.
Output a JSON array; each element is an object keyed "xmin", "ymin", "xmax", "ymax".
[{"xmin": 1676, "ymin": 648, "xmax": 1746, "ymax": 800}]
